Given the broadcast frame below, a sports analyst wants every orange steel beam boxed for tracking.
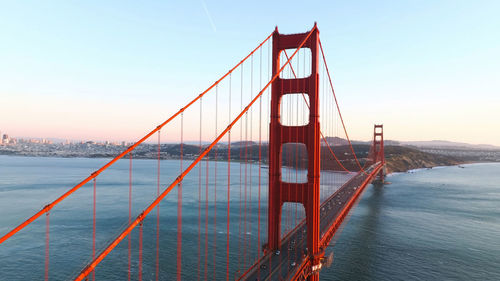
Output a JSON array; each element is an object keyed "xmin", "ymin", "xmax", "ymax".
[
  {"xmin": 0, "ymin": 32, "xmax": 273, "ymax": 246},
  {"xmin": 73, "ymin": 27, "xmax": 316, "ymax": 281}
]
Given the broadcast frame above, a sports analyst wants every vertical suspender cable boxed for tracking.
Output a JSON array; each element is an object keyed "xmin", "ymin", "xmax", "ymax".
[
  {"xmin": 226, "ymin": 74, "xmax": 232, "ymax": 281},
  {"xmin": 243, "ymin": 54, "xmax": 252, "ymax": 267},
  {"xmin": 247, "ymin": 53, "xmax": 254, "ymax": 265},
  {"xmin": 320, "ymin": 59, "xmax": 326, "ymax": 190},
  {"xmin": 205, "ymin": 128, "xmax": 209, "ymax": 281},
  {"xmin": 243, "ymin": 109, "xmax": 248, "ymax": 269},
  {"xmin": 156, "ymin": 131, "xmax": 161, "ymax": 281},
  {"xmin": 239, "ymin": 62, "xmax": 245, "ymax": 276},
  {"xmin": 249, "ymin": 53, "xmax": 254, "ymax": 263},
  {"xmin": 237, "ymin": 63, "xmax": 243, "ymax": 276},
  {"xmin": 198, "ymin": 98, "xmax": 202, "ymax": 281},
  {"xmin": 295, "ymin": 51, "xmax": 299, "ymax": 228},
  {"xmin": 177, "ymin": 114, "xmax": 183, "ymax": 281},
  {"xmin": 266, "ymin": 39, "xmax": 270, "ymax": 243},
  {"xmin": 267, "ymin": 42, "xmax": 273, "ymax": 273},
  {"xmin": 213, "ymin": 85, "xmax": 218, "ymax": 281},
  {"xmin": 287, "ymin": 62, "xmax": 293, "ymax": 234},
  {"xmin": 138, "ymin": 222, "xmax": 143, "ymax": 281},
  {"xmin": 92, "ymin": 178, "xmax": 96, "ymax": 281},
  {"xmin": 45, "ymin": 211, "xmax": 50, "ymax": 281},
  {"xmin": 128, "ymin": 154, "xmax": 132, "ymax": 281},
  {"xmin": 302, "ymin": 53, "xmax": 306, "ymax": 217},
  {"xmin": 257, "ymin": 45, "xmax": 262, "ymax": 260},
  {"xmin": 279, "ymin": 74, "xmax": 284, "ymax": 245},
  {"xmin": 249, "ymin": 54, "xmax": 254, "ymax": 264}
]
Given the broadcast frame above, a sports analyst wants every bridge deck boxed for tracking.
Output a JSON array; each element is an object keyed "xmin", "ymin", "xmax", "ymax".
[{"xmin": 241, "ymin": 163, "xmax": 382, "ymax": 281}]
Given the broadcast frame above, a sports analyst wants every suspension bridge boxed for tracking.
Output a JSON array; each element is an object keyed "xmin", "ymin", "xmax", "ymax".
[{"xmin": 0, "ymin": 24, "xmax": 386, "ymax": 281}]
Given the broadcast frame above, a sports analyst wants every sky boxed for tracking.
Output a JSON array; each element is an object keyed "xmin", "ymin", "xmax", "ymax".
[{"xmin": 1, "ymin": 0, "xmax": 499, "ymax": 145}]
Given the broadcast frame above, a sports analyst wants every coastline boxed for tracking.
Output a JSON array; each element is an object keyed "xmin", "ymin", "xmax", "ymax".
[
  {"xmin": 2, "ymin": 142, "xmax": 497, "ymax": 175},
  {"xmin": 0, "ymin": 150, "xmax": 486, "ymax": 175}
]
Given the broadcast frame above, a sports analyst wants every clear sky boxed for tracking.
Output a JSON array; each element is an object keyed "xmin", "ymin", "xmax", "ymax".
[{"xmin": 1, "ymin": 1, "xmax": 499, "ymax": 145}]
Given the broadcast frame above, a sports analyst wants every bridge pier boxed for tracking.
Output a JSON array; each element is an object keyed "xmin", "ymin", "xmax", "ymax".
[
  {"xmin": 268, "ymin": 24, "xmax": 324, "ymax": 277},
  {"xmin": 372, "ymin": 124, "xmax": 386, "ymax": 185}
]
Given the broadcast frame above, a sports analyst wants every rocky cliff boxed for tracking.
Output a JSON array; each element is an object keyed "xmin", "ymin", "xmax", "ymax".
[{"xmin": 384, "ymin": 145, "xmax": 464, "ymax": 173}]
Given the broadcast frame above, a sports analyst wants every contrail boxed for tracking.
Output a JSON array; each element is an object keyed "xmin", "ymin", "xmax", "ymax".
[{"xmin": 201, "ymin": 0, "xmax": 217, "ymax": 32}]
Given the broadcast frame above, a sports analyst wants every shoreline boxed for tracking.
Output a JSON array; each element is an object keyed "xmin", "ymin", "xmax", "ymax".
[{"xmin": 2, "ymin": 153, "xmax": 495, "ymax": 175}]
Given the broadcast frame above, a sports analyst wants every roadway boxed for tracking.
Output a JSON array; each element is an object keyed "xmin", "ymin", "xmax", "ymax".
[{"xmin": 241, "ymin": 164, "xmax": 381, "ymax": 281}]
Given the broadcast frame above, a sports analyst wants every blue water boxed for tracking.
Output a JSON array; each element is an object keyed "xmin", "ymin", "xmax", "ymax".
[
  {"xmin": 324, "ymin": 163, "xmax": 500, "ymax": 281},
  {"xmin": 0, "ymin": 156, "xmax": 499, "ymax": 280}
]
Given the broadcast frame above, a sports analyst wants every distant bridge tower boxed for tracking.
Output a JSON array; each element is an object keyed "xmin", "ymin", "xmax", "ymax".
[
  {"xmin": 373, "ymin": 124, "xmax": 386, "ymax": 183},
  {"xmin": 268, "ymin": 24, "xmax": 323, "ymax": 280}
]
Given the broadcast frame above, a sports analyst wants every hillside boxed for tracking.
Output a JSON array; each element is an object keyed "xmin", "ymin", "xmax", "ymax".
[
  {"xmin": 206, "ymin": 144, "xmax": 465, "ymax": 174},
  {"xmin": 383, "ymin": 145, "xmax": 464, "ymax": 173},
  {"xmin": 0, "ymin": 141, "xmax": 468, "ymax": 174},
  {"xmin": 400, "ymin": 140, "xmax": 500, "ymax": 150}
]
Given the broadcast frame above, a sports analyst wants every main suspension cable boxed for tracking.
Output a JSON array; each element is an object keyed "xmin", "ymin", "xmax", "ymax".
[
  {"xmin": 0, "ymin": 31, "xmax": 274, "ymax": 247},
  {"xmin": 73, "ymin": 26, "xmax": 316, "ymax": 281}
]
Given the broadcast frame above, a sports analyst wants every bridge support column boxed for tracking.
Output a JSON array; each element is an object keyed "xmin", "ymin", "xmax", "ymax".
[
  {"xmin": 268, "ymin": 24, "xmax": 324, "ymax": 277},
  {"xmin": 373, "ymin": 124, "xmax": 386, "ymax": 183}
]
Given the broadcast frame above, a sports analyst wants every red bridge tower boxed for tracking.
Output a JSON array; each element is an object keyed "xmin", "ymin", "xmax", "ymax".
[
  {"xmin": 373, "ymin": 124, "xmax": 386, "ymax": 183},
  {"xmin": 268, "ymin": 24, "xmax": 323, "ymax": 280}
]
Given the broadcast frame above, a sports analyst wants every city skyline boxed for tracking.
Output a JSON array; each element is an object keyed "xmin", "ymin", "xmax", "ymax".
[
  {"xmin": 1, "ymin": 1, "xmax": 499, "ymax": 145},
  {"xmin": 2, "ymin": 128, "xmax": 500, "ymax": 150}
]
